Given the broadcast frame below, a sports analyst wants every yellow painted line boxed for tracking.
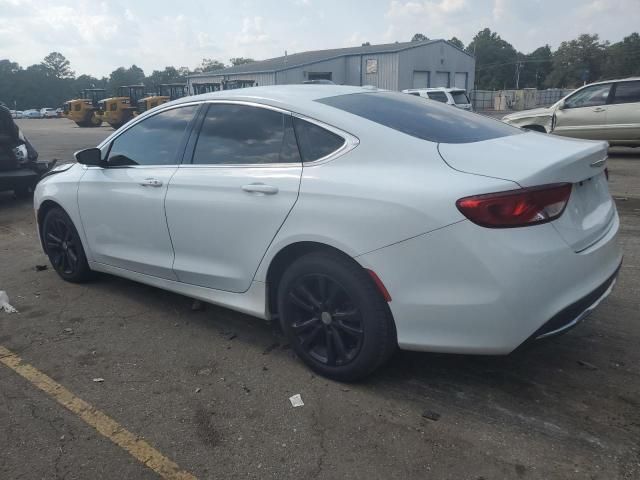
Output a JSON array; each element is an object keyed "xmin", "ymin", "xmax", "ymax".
[{"xmin": 0, "ymin": 346, "xmax": 197, "ymax": 480}]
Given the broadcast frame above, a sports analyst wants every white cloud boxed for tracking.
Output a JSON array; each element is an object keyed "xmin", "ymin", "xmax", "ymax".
[{"xmin": 235, "ymin": 16, "xmax": 271, "ymax": 47}]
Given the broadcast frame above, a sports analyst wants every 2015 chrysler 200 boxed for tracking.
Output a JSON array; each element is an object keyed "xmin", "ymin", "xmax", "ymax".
[{"xmin": 34, "ymin": 85, "xmax": 622, "ymax": 381}]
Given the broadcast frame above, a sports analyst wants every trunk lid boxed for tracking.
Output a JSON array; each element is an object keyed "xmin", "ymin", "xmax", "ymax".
[{"xmin": 439, "ymin": 132, "xmax": 615, "ymax": 252}]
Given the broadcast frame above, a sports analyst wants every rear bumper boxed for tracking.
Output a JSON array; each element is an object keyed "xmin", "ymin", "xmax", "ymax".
[
  {"xmin": 0, "ymin": 168, "xmax": 39, "ymax": 192},
  {"xmin": 357, "ymin": 213, "xmax": 622, "ymax": 354}
]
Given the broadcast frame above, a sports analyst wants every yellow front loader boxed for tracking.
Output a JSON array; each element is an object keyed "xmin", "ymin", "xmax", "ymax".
[
  {"xmin": 137, "ymin": 84, "xmax": 188, "ymax": 114},
  {"xmin": 63, "ymin": 89, "xmax": 106, "ymax": 127},
  {"xmin": 100, "ymin": 85, "xmax": 146, "ymax": 129}
]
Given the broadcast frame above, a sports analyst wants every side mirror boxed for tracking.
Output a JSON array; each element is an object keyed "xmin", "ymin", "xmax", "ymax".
[
  {"xmin": 557, "ymin": 100, "xmax": 566, "ymax": 110},
  {"xmin": 74, "ymin": 148, "xmax": 103, "ymax": 166}
]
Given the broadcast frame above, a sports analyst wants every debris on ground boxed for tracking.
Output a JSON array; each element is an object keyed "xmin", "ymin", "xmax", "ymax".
[
  {"xmin": 263, "ymin": 342, "xmax": 279, "ymax": 355},
  {"xmin": 191, "ymin": 300, "xmax": 204, "ymax": 311},
  {"xmin": 92, "ymin": 378, "xmax": 105, "ymax": 383},
  {"xmin": 0, "ymin": 291, "xmax": 18, "ymax": 313},
  {"xmin": 289, "ymin": 394, "xmax": 304, "ymax": 407},
  {"xmin": 197, "ymin": 368, "xmax": 213, "ymax": 376},
  {"xmin": 577, "ymin": 360, "xmax": 598, "ymax": 370},
  {"xmin": 63, "ymin": 328, "xmax": 73, "ymax": 334},
  {"xmin": 227, "ymin": 333, "xmax": 237, "ymax": 341},
  {"xmin": 421, "ymin": 409, "xmax": 441, "ymax": 421},
  {"xmin": 195, "ymin": 387, "xmax": 202, "ymax": 393},
  {"xmin": 35, "ymin": 265, "xmax": 48, "ymax": 271}
]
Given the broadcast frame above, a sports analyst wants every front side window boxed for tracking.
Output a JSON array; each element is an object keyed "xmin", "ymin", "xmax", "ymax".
[
  {"xmin": 107, "ymin": 105, "xmax": 198, "ymax": 166},
  {"xmin": 428, "ymin": 91, "xmax": 448, "ymax": 103},
  {"xmin": 192, "ymin": 104, "xmax": 300, "ymax": 165},
  {"xmin": 564, "ymin": 84, "xmax": 612, "ymax": 109},
  {"xmin": 612, "ymin": 81, "xmax": 640, "ymax": 104}
]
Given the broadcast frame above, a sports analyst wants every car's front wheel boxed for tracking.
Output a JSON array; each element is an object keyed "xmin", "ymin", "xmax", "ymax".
[
  {"xmin": 278, "ymin": 251, "xmax": 396, "ymax": 382},
  {"xmin": 42, "ymin": 207, "xmax": 92, "ymax": 283}
]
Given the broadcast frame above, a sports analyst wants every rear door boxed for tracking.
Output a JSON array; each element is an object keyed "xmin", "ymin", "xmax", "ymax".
[
  {"xmin": 165, "ymin": 102, "xmax": 302, "ymax": 293},
  {"xmin": 554, "ymin": 83, "xmax": 612, "ymax": 140},
  {"xmin": 605, "ymin": 80, "xmax": 640, "ymax": 142}
]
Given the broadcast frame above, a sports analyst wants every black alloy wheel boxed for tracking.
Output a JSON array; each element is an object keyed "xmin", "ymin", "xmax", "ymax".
[
  {"xmin": 278, "ymin": 251, "xmax": 396, "ymax": 381},
  {"xmin": 286, "ymin": 274, "xmax": 364, "ymax": 367},
  {"xmin": 42, "ymin": 207, "xmax": 92, "ymax": 282}
]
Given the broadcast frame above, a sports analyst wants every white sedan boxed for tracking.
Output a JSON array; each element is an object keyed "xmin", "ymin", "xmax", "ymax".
[{"xmin": 34, "ymin": 85, "xmax": 622, "ymax": 381}]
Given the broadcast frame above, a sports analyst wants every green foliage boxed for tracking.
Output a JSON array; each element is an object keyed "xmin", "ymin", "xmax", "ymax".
[
  {"xmin": 603, "ymin": 33, "xmax": 640, "ymax": 79},
  {"xmin": 411, "ymin": 33, "xmax": 429, "ymax": 42},
  {"xmin": 41, "ymin": 52, "xmax": 74, "ymax": 79},
  {"xmin": 448, "ymin": 37, "xmax": 464, "ymax": 49},
  {"xmin": 108, "ymin": 65, "xmax": 146, "ymax": 94},
  {"xmin": 545, "ymin": 34, "xmax": 608, "ymax": 88},
  {"xmin": 467, "ymin": 28, "xmax": 519, "ymax": 90},
  {"xmin": 193, "ymin": 58, "xmax": 226, "ymax": 73},
  {"xmin": 229, "ymin": 57, "xmax": 255, "ymax": 66}
]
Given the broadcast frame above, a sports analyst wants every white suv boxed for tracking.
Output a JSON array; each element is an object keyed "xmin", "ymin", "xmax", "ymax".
[{"xmin": 402, "ymin": 87, "xmax": 473, "ymax": 111}]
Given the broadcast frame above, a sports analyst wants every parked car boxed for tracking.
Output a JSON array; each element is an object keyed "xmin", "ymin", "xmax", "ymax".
[
  {"xmin": 402, "ymin": 87, "xmax": 473, "ymax": 111},
  {"xmin": 1, "ymin": 107, "xmax": 56, "ymax": 196},
  {"xmin": 34, "ymin": 86, "xmax": 621, "ymax": 381},
  {"xmin": 502, "ymin": 77, "xmax": 640, "ymax": 145},
  {"xmin": 22, "ymin": 109, "xmax": 42, "ymax": 119},
  {"xmin": 41, "ymin": 108, "xmax": 58, "ymax": 118},
  {"xmin": 9, "ymin": 110, "xmax": 23, "ymax": 119}
]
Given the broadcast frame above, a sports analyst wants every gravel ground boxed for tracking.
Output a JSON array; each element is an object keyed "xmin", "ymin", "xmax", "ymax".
[{"xmin": 1, "ymin": 117, "xmax": 639, "ymax": 480}]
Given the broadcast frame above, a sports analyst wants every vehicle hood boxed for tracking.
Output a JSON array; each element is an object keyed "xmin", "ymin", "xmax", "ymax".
[
  {"xmin": 438, "ymin": 132, "xmax": 608, "ymax": 186},
  {"xmin": 502, "ymin": 106, "xmax": 552, "ymax": 121}
]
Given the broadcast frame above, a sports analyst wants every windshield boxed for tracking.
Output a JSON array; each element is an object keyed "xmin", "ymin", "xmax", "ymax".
[
  {"xmin": 317, "ymin": 92, "xmax": 521, "ymax": 144},
  {"xmin": 451, "ymin": 91, "xmax": 470, "ymax": 104}
]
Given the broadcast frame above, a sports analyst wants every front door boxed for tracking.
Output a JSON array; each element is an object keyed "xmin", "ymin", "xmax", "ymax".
[
  {"xmin": 165, "ymin": 103, "xmax": 303, "ymax": 293},
  {"xmin": 78, "ymin": 105, "xmax": 199, "ymax": 279},
  {"xmin": 554, "ymin": 83, "xmax": 612, "ymax": 140},
  {"xmin": 606, "ymin": 80, "xmax": 640, "ymax": 142}
]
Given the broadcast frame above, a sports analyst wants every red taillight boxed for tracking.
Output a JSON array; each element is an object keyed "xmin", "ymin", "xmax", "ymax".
[{"xmin": 456, "ymin": 183, "xmax": 572, "ymax": 228}]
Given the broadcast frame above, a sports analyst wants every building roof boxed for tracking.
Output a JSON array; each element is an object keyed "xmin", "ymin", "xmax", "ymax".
[{"xmin": 189, "ymin": 39, "xmax": 473, "ymax": 78}]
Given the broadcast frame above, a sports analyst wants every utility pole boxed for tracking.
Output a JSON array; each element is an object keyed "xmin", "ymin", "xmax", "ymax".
[{"xmin": 515, "ymin": 61, "xmax": 524, "ymax": 90}]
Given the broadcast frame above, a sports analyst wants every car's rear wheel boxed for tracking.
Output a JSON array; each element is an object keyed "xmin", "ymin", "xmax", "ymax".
[
  {"xmin": 42, "ymin": 207, "xmax": 92, "ymax": 283},
  {"xmin": 277, "ymin": 251, "xmax": 396, "ymax": 381}
]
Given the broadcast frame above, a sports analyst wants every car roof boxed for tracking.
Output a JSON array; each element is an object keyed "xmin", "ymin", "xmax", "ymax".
[{"xmin": 583, "ymin": 77, "xmax": 640, "ymax": 87}]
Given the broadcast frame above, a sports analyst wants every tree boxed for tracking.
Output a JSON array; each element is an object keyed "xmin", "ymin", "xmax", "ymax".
[
  {"xmin": 466, "ymin": 28, "xmax": 519, "ymax": 90},
  {"xmin": 194, "ymin": 58, "xmax": 226, "ymax": 73},
  {"xmin": 229, "ymin": 57, "xmax": 255, "ymax": 66},
  {"xmin": 41, "ymin": 52, "xmax": 74, "ymax": 79},
  {"xmin": 108, "ymin": 65, "xmax": 145, "ymax": 93},
  {"xmin": 412, "ymin": 33, "xmax": 429, "ymax": 42},
  {"xmin": 603, "ymin": 32, "xmax": 640, "ymax": 78},
  {"xmin": 143, "ymin": 66, "xmax": 190, "ymax": 90},
  {"xmin": 513, "ymin": 45, "xmax": 553, "ymax": 89},
  {"xmin": 448, "ymin": 37, "xmax": 464, "ymax": 49},
  {"xmin": 545, "ymin": 34, "xmax": 608, "ymax": 88}
]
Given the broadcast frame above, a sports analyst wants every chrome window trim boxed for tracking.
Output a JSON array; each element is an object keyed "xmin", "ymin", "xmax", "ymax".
[{"xmin": 96, "ymin": 98, "xmax": 360, "ymax": 169}]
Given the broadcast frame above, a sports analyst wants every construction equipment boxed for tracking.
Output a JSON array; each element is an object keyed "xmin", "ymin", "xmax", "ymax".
[
  {"xmin": 100, "ymin": 85, "xmax": 146, "ymax": 129},
  {"xmin": 137, "ymin": 84, "xmax": 188, "ymax": 114},
  {"xmin": 192, "ymin": 82, "xmax": 221, "ymax": 95},
  {"xmin": 63, "ymin": 89, "xmax": 106, "ymax": 127}
]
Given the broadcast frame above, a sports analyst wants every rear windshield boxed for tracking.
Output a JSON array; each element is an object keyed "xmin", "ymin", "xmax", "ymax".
[
  {"xmin": 451, "ymin": 91, "xmax": 470, "ymax": 104},
  {"xmin": 317, "ymin": 92, "xmax": 520, "ymax": 144}
]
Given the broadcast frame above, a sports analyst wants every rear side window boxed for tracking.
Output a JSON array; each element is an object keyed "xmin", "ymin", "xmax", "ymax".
[
  {"xmin": 451, "ymin": 91, "xmax": 470, "ymax": 104},
  {"xmin": 192, "ymin": 104, "xmax": 300, "ymax": 165},
  {"xmin": 107, "ymin": 105, "xmax": 198, "ymax": 166},
  {"xmin": 428, "ymin": 91, "xmax": 448, "ymax": 103},
  {"xmin": 612, "ymin": 81, "xmax": 640, "ymax": 104},
  {"xmin": 317, "ymin": 92, "xmax": 521, "ymax": 144},
  {"xmin": 293, "ymin": 117, "xmax": 346, "ymax": 162}
]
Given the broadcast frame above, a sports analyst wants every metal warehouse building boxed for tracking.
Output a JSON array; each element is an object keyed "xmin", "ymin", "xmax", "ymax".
[{"xmin": 187, "ymin": 39, "xmax": 475, "ymax": 94}]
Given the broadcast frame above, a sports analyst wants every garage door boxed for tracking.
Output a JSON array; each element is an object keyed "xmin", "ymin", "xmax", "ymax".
[
  {"xmin": 412, "ymin": 71, "xmax": 430, "ymax": 88},
  {"xmin": 433, "ymin": 72, "xmax": 450, "ymax": 88},
  {"xmin": 454, "ymin": 72, "xmax": 468, "ymax": 89}
]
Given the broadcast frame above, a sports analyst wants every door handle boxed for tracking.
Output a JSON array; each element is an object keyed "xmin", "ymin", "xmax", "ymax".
[
  {"xmin": 242, "ymin": 183, "xmax": 279, "ymax": 195},
  {"xmin": 139, "ymin": 178, "xmax": 163, "ymax": 187},
  {"xmin": 592, "ymin": 107, "xmax": 606, "ymax": 113}
]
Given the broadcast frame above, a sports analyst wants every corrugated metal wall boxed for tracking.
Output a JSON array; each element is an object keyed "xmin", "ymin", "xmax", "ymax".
[{"xmin": 361, "ymin": 53, "xmax": 399, "ymax": 90}]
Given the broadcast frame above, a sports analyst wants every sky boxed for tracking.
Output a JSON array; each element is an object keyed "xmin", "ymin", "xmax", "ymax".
[{"xmin": 1, "ymin": 0, "xmax": 638, "ymax": 78}]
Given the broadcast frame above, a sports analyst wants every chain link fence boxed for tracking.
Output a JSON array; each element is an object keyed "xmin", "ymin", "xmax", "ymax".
[{"xmin": 470, "ymin": 88, "xmax": 574, "ymax": 111}]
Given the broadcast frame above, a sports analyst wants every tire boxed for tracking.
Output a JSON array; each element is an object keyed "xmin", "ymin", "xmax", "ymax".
[
  {"xmin": 42, "ymin": 207, "xmax": 92, "ymax": 283},
  {"xmin": 277, "ymin": 251, "xmax": 396, "ymax": 382}
]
